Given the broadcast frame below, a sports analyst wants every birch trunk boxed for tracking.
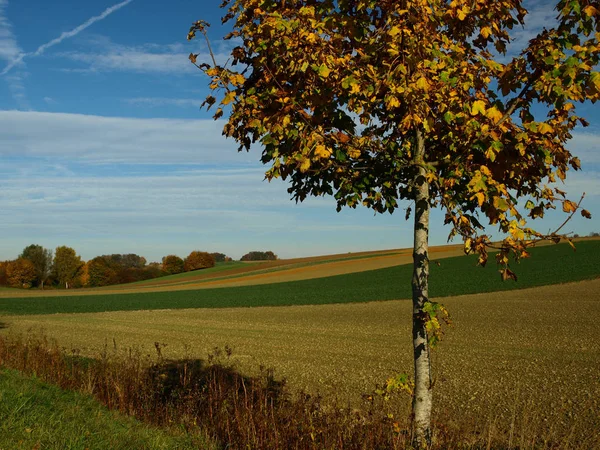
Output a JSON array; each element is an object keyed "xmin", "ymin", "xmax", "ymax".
[{"xmin": 412, "ymin": 130, "xmax": 432, "ymax": 447}]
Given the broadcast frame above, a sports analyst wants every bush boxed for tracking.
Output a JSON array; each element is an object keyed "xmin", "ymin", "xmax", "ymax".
[
  {"xmin": 162, "ymin": 255, "xmax": 185, "ymax": 275},
  {"xmin": 210, "ymin": 253, "xmax": 232, "ymax": 263},
  {"xmin": 240, "ymin": 251, "xmax": 278, "ymax": 261},
  {"xmin": 5, "ymin": 259, "xmax": 37, "ymax": 289},
  {"xmin": 184, "ymin": 251, "xmax": 215, "ymax": 272}
]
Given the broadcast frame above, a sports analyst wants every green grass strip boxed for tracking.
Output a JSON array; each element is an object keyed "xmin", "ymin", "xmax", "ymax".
[
  {"xmin": 0, "ymin": 241, "xmax": 598, "ymax": 316},
  {"xmin": 0, "ymin": 369, "xmax": 209, "ymax": 450}
]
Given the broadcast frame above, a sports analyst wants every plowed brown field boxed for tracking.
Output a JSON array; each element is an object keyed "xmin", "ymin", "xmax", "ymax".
[{"xmin": 2, "ymin": 278, "xmax": 599, "ymax": 437}]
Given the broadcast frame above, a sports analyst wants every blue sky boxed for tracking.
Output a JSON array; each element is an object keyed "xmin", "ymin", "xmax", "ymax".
[{"xmin": 0, "ymin": 0, "xmax": 598, "ymax": 262}]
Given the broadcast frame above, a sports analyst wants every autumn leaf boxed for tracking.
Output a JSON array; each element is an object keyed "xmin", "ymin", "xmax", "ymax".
[
  {"xmin": 499, "ymin": 268, "xmax": 518, "ymax": 282},
  {"xmin": 486, "ymin": 106, "xmax": 503, "ymax": 123},
  {"xmin": 221, "ymin": 91, "xmax": 236, "ymax": 105},
  {"xmin": 562, "ymin": 200, "xmax": 578, "ymax": 213},
  {"xmin": 581, "ymin": 209, "xmax": 592, "ymax": 219},
  {"xmin": 471, "ymin": 100, "xmax": 486, "ymax": 116}
]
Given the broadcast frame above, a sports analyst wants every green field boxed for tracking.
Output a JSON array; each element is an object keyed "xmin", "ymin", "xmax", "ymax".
[
  {"xmin": 0, "ymin": 241, "xmax": 598, "ymax": 316},
  {"xmin": 0, "ymin": 369, "xmax": 210, "ymax": 450}
]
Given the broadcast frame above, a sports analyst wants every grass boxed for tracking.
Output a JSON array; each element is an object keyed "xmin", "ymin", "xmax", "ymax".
[
  {"xmin": 0, "ymin": 368, "xmax": 208, "ymax": 450},
  {"xmin": 0, "ymin": 241, "xmax": 598, "ymax": 316}
]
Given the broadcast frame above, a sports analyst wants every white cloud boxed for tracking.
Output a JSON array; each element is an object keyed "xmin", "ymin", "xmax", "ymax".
[
  {"xmin": 0, "ymin": 110, "xmax": 256, "ymax": 165},
  {"xmin": 505, "ymin": 1, "xmax": 560, "ymax": 56},
  {"xmin": 1, "ymin": 0, "xmax": 134, "ymax": 76},
  {"xmin": 125, "ymin": 97, "xmax": 202, "ymax": 108},
  {"xmin": 54, "ymin": 34, "xmax": 234, "ymax": 75}
]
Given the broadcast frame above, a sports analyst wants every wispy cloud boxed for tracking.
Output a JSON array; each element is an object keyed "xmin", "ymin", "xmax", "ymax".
[
  {"xmin": 1, "ymin": 0, "xmax": 134, "ymax": 76},
  {"xmin": 0, "ymin": 110, "xmax": 255, "ymax": 165},
  {"xmin": 125, "ymin": 97, "xmax": 202, "ymax": 108},
  {"xmin": 0, "ymin": 0, "xmax": 29, "ymax": 108},
  {"xmin": 55, "ymin": 35, "xmax": 234, "ymax": 75}
]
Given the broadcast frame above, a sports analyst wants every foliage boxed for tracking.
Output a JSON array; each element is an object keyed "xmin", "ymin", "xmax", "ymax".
[
  {"xmin": 210, "ymin": 252, "xmax": 232, "ymax": 263},
  {"xmin": 240, "ymin": 251, "xmax": 278, "ymax": 261},
  {"xmin": 53, "ymin": 246, "xmax": 84, "ymax": 289},
  {"xmin": 86, "ymin": 254, "xmax": 160, "ymax": 287},
  {"xmin": 19, "ymin": 244, "xmax": 53, "ymax": 289},
  {"xmin": 0, "ymin": 262, "xmax": 7, "ymax": 287},
  {"xmin": 162, "ymin": 255, "xmax": 185, "ymax": 275},
  {"xmin": 5, "ymin": 258, "xmax": 37, "ymax": 289},
  {"xmin": 86, "ymin": 257, "xmax": 120, "ymax": 287},
  {"xmin": 189, "ymin": 0, "xmax": 595, "ymax": 263},
  {"xmin": 184, "ymin": 251, "xmax": 216, "ymax": 272},
  {"xmin": 1, "ymin": 241, "xmax": 598, "ymax": 315}
]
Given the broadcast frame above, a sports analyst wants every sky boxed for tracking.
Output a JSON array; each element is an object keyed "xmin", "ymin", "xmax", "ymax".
[{"xmin": 0, "ymin": 0, "xmax": 598, "ymax": 262}]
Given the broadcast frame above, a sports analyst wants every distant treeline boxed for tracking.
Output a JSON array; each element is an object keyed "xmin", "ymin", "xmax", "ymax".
[{"xmin": 0, "ymin": 245, "xmax": 278, "ymax": 290}]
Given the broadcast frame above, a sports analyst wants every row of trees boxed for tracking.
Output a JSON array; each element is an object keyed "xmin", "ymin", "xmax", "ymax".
[
  {"xmin": 240, "ymin": 251, "xmax": 278, "ymax": 261},
  {"xmin": 0, "ymin": 246, "xmax": 278, "ymax": 289}
]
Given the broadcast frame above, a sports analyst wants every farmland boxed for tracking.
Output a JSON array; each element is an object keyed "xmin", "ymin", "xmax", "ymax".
[{"xmin": 0, "ymin": 240, "xmax": 599, "ymax": 447}]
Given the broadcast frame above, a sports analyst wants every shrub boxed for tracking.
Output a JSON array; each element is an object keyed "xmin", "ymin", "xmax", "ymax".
[
  {"xmin": 162, "ymin": 255, "xmax": 185, "ymax": 275},
  {"xmin": 5, "ymin": 259, "xmax": 37, "ymax": 289},
  {"xmin": 240, "ymin": 251, "xmax": 277, "ymax": 261},
  {"xmin": 184, "ymin": 251, "xmax": 215, "ymax": 272}
]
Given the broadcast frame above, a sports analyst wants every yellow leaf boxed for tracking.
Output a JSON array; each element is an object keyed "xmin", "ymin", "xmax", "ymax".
[
  {"xmin": 416, "ymin": 76, "xmax": 430, "ymax": 91},
  {"xmin": 537, "ymin": 122, "xmax": 553, "ymax": 134},
  {"xmin": 299, "ymin": 158, "xmax": 311, "ymax": 172},
  {"xmin": 222, "ymin": 91, "xmax": 236, "ymax": 105},
  {"xmin": 480, "ymin": 26, "xmax": 492, "ymax": 39},
  {"xmin": 457, "ymin": 6, "xmax": 469, "ymax": 20},
  {"xmin": 389, "ymin": 26, "xmax": 401, "ymax": 36},
  {"xmin": 486, "ymin": 106, "xmax": 503, "ymax": 123},
  {"xmin": 471, "ymin": 100, "xmax": 486, "ymax": 116},
  {"xmin": 584, "ymin": 5, "xmax": 597, "ymax": 16},
  {"xmin": 314, "ymin": 144, "xmax": 331, "ymax": 159},
  {"xmin": 562, "ymin": 200, "xmax": 577, "ymax": 213},
  {"xmin": 387, "ymin": 95, "xmax": 400, "ymax": 109},
  {"xmin": 474, "ymin": 192, "xmax": 485, "ymax": 207},
  {"xmin": 348, "ymin": 148, "xmax": 361, "ymax": 159}
]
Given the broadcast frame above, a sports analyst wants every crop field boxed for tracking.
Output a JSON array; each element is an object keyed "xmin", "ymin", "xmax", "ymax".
[
  {"xmin": 0, "ymin": 240, "xmax": 599, "ymax": 445},
  {"xmin": 2, "ymin": 279, "xmax": 599, "ymax": 442},
  {"xmin": 0, "ymin": 240, "xmax": 598, "ymax": 315},
  {"xmin": 0, "ymin": 244, "xmax": 465, "ymax": 298}
]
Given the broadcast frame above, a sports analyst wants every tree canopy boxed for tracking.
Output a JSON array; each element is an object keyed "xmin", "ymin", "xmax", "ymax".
[{"xmin": 189, "ymin": 0, "xmax": 596, "ymax": 264}]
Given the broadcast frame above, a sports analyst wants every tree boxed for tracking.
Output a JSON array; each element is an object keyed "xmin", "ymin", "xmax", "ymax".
[
  {"xmin": 189, "ymin": 1, "xmax": 597, "ymax": 445},
  {"xmin": 240, "ymin": 251, "xmax": 278, "ymax": 261},
  {"xmin": 210, "ymin": 252, "xmax": 232, "ymax": 263},
  {"xmin": 53, "ymin": 246, "xmax": 84, "ymax": 289},
  {"xmin": 183, "ymin": 251, "xmax": 216, "ymax": 271},
  {"xmin": 162, "ymin": 255, "xmax": 186, "ymax": 274},
  {"xmin": 19, "ymin": 244, "xmax": 53, "ymax": 289},
  {"xmin": 86, "ymin": 257, "xmax": 119, "ymax": 287},
  {"xmin": 5, "ymin": 258, "xmax": 37, "ymax": 288}
]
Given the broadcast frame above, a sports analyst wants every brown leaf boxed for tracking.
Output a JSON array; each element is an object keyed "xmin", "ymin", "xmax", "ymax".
[
  {"xmin": 581, "ymin": 209, "xmax": 592, "ymax": 219},
  {"xmin": 499, "ymin": 268, "xmax": 518, "ymax": 282}
]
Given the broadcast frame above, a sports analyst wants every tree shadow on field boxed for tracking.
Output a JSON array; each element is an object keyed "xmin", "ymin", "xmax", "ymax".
[
  {"xmin": 146, "ymin": 355, "xmax": 287, "ymax": 411},
  {"xmin": 0, "ymin": 322, "xmax": 8, "ymax": 330}
]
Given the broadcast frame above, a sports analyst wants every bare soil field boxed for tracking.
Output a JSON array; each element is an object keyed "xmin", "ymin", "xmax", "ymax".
[{"xmin": 3, "ymin": 279, "xmax": 599, "ymax": 437}]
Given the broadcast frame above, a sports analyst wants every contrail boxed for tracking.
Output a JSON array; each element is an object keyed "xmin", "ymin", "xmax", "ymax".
[{"xmin": 1, "ymin": 0, "xmax": 134, "ymax": 76}]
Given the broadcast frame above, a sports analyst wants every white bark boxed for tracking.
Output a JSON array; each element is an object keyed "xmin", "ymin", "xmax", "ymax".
[{"xmin": 412, "ymin": 130, "xmax": 432, "ymax": 447}]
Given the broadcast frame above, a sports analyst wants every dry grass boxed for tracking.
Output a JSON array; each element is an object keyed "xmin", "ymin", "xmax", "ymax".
[{"xmin": 3, "ymin": 279, "xmax": 599, "ymax": 445}]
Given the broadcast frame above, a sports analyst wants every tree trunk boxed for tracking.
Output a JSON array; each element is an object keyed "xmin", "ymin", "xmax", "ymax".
[{"xmin": 411, "ymin": 130, "xmax": 432, "ymax": 447}]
